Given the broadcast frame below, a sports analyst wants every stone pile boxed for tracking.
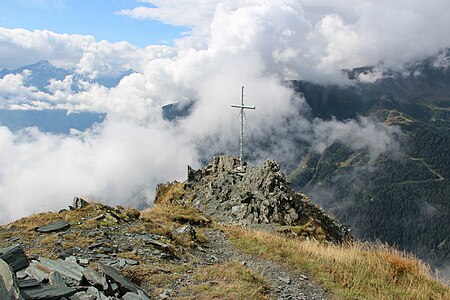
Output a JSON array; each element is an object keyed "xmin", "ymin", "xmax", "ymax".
[
  {"xmin": 0, "ymin": 244, "xmax": 150, "ymax": 300},
  {"xmin": 158, "ymin": 156, "xmax": 352, "ymax": 243}
]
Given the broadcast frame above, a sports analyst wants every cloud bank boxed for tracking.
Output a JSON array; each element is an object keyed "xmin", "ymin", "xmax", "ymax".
[{"xmin": 0, "ymin": 0, "xmax": 448, "ymax": 223}]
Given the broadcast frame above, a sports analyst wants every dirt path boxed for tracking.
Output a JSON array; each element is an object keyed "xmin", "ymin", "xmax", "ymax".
[{"xmin": 186, "ymin": 229, "xmax": 330, "ymax": 300}]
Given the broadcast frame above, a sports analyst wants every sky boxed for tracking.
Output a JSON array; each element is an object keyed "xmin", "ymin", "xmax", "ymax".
[
  {"xmin": 0, "ymin": 0, "xmax": 188, "ymax": 47},
  {"xmin": 0, "ymin": 0, "xmax": 450, "ymax": 223}
]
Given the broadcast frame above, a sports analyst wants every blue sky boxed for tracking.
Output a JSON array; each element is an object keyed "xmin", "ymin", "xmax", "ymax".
[{"xmin": 0, "ymin": 0, "xmax": 188, "ymax": 47}]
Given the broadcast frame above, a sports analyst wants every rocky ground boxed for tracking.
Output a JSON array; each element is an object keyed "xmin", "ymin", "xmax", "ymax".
[
  {"xmin": 0, "ymin": 196, "xmax": 331, "ymax": 299},
  {"xmin": 0, "ymin": 157, "xmax": 355, "ymax": 299}
]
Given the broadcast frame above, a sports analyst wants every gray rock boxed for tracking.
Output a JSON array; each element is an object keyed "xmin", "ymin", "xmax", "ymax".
[
  {"xmin": 141, "ymin": 237, "xmax": 170, "ymax": 251},
  {"xmin": 48, "ymin": 271, "xmax": 67, "ymax": 287},
  {"xmin": 156, "ymin": 156, "xmax": 353, "ymax": 244},
  {"xmin": 17, "ymin": 278, "xmax": 40, "ymax": 289},
  {"xmin": 98, "ymin": 263, "xmax": 149, "ymax": 297},
  {"xmin": 20, "ymin": 284, "xmax": 77, "ymax": 300},
  {"xmin": 36, "ymin": 258, "xmax": 84, "ymax": 286},
  {"xmin": 73, "ymin": 197, "xmax": 89, "ymax": 209},
  {"xmin": 0, "ymin": 244, "xmax": 30, "ymax": 272},
  {"xmin": 85, "ymin": 286, "xmax": 108, "ymax": 300},
  {"xmin": 81, "ymin": 268, "xmax": 108, "ymax": 291},
  {"xmin": 24, "ymin": 263, "xmax": 50, "ymax": 282},
  {"xmin": 36, "ymin": 220, "xmax": 70, "ymax": 233},
  {"xmin": 122, "ymin": 291, "xmax": 151, "ymax": 300},
  {"xmin": 174, "ymin": 225, "xmax": 197, "ymax": 239},
  {"xmin": 0, "ymin": 258, "xmax": 23, "ymax": 300},
  {"xmin": 71, "ymin": 291, "xmax": 96, "ymax": 300}
]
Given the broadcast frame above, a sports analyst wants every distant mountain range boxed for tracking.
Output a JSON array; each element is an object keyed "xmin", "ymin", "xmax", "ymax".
[
  {"xmin": 0, "ymin": 60, "xmax": 133, "ymax": 133},
  {"xmin": 0, "ymin": 60, "xmax": 135, "ymax": 92}
]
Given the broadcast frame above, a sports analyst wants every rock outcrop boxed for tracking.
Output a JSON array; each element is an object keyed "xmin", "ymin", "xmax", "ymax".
[{"xmin": 156, "ymin": 156, "xmax": 352, "ymax": 243}]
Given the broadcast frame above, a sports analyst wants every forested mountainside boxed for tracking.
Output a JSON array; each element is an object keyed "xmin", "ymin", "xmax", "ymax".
[{"xmin": 288, "ymin": 50, "xmax": 450, "ymax": 270}]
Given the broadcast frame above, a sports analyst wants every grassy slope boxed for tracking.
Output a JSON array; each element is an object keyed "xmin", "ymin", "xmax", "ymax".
[{"xmin": 1, "ymin": 202, "xmax": 449, "ymax": 299}]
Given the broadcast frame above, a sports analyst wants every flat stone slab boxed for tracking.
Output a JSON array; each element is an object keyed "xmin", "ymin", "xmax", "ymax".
[
  {"xmin": 36, "ymin": 220, "xmax": 70, "ymax": 233},
  {"xmin": 17, "ymin": 278, "xmax": 40, "ymax": 289},
  {"xmin": 81, "ymin": 268, "xmax": 108, "ymax": 291},
  {"xmin": 98, "ymin": 263, "xmax": 149, "ymax": 297},
  {"xmin": 20, "ymin": 284, "xmax": 77, "ymax": 300},
  {"xmin": 0, "ymin": 244, "xmax": 30, "ymax": 272},
  {"xmin": 37, "ymin": 258, "xmax": 84, "ymax": 286}
]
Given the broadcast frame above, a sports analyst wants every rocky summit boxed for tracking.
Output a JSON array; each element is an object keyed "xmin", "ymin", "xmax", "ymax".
[{"xmin": 156, "ymin": 156, "xmax": 352, "ymax": 244}]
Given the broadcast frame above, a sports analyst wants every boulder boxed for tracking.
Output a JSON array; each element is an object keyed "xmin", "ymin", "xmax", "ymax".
[
  {"xmin": 0, "ymin": 244, "xmax": 30, "ymax": 272},
  {"xmin": 0, "ymin": 258, "xmax": 23, "ymax": 300}
]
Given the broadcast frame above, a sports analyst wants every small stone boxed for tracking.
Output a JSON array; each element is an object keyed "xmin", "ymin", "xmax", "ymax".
[
  {"xmin": 300, "ymin": 274, "xmax": 308, "ymax": 280},
  {"xmin": 278, "ymin": 276, "xmax": 291, "ymax": 284},
  {"xmin": 78, "ymin": 258, "xmax": 89, "ymax": 266},
  {"xmin": 71, "ymin": 291, "xmax": 96, "ymax": 300},
  {"xmin": 73, "ymin": 197, "xmax": 89, "ymax": 209}
]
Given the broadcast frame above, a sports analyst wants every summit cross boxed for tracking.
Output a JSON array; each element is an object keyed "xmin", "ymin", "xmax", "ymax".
[{"xmin": 231, "ymin": 86, "xmax": 256, "ymax": 167}]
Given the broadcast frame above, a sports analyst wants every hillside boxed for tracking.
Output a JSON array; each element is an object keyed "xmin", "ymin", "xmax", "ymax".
[
  {"xmin": 1, "ymin": 158, "xmax": 449, "ymax": 299},
  {"xmin": 287, "ymin": 51, "xmax": 450, "ymax": 273}
]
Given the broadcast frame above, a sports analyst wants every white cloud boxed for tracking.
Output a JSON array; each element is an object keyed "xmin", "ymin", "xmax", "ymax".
[{"xmin": 0, "ymin": 0, "xmax": 449, "ymax": 223}]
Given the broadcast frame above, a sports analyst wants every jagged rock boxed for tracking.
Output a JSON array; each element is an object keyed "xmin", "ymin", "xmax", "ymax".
[
  {"xmin": 70, "ymin": 291, "xmax": 96, "ymax": 300},
  {"xmin": 0, "ymin": 258, "xmax": 23, "ymax": 300},
  {"xmin": 156, "ymin": 156, "xmax": 352, "ymax": 243},
  {"xmin": 0, "ymin": 244, "xmax": 30, "ymax": 272},
  {"xmin": 36, "ymin": 220, "xmax": 70, "ymax": 233},
  {"xmin": 31, "ymin": 258, "xmax": 84, "ymax": 286},
  {"xmin": 97, "ymin": 263, "xmax": 149, "ymax": 297},
  {"xmin": 20, "ymin": 284, "xmax": 77, "ymax": 300},
  {"xmin": 81, "ymin": 268, "xmax": 108, "ymax": 291},
  {"xmin": 72, "ymin": 197, "xmax": 89, "ymax": 209},
  {"xmin": 48, "ymin": 271, "xmax": 67, "ymax": 287},
  {"xmin": 85, "ymin": 286, "xmax": 108, "ymax": 300}
]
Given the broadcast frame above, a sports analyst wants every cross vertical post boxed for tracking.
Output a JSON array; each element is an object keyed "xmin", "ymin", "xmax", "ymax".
[{"xmin": 231, "ymin": 86, "xmax": 256, "ymax": 167}]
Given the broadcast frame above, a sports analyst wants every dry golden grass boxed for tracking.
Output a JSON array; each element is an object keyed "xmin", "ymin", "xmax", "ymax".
[
  {"xmin": 141, "ymin": 204, "xmax": 211, "ymax": 228},
  {"xmin": 178, "ymin": 261, "xmax": 270, "ymax": 300},
  {"xmin": 224, "ymin": 226, "xmax": 450, "ymax": 300}
]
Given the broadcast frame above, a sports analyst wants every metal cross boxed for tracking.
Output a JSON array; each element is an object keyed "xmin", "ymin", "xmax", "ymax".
[{"xmin": 231, "ymin": 86, "xmax": 256, "ymax": 167}]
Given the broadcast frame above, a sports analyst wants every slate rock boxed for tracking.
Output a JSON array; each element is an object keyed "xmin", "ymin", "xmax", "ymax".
[
  {"xmin": 70, "ymin": 291, "xmax": 96, "ymax": 300},
  {"xmin": 122, "ymin": 291, "xmax": 151, "ymax": 300},
  {"xmin": 24, "ymin": 263, "xmax": 51, "ymax": 282},
  {"xmin": 73, "ymin": 197, "xmax": 89, "ymax": 209},
  {"xmin": 36, "ymin": 220, "xmax": 70, "ymax": 233},
  {"xmin": 36, "ymin": 258, "xmax": 84, "ymax": 286},
  {"xmin": 17, "ymin": 278, "xmax": 40, "ymax": 289},
  {"xmin": 0, "ymin": 244, "xmax": 30, "ymax": 272},
  {"xmin": 48, "ymin": 271, "xmax": 67, "ymax": 287},
  {"xmin": 98, "ymin": 263, "xmax": 149, "ymax": 297},
  {"xmin": 81, "ymin": 268, "xmax": 108, "ymax": 291},
  {"xmin": 20, "ymin": 284, "xmax": 77, "ymax": 300},
  {"xmin": 85, "ymin": 287, "xmax": 109, "ymax": 300},
  {"xmin": 0, "ymin": 258, "xmax": 23, "ymax": 300}
]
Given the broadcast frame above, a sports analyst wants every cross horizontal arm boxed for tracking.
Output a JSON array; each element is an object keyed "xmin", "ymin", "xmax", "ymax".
[{"xmin": 231, "ymin": 104, "xmax": 256, "ymax": 109}]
